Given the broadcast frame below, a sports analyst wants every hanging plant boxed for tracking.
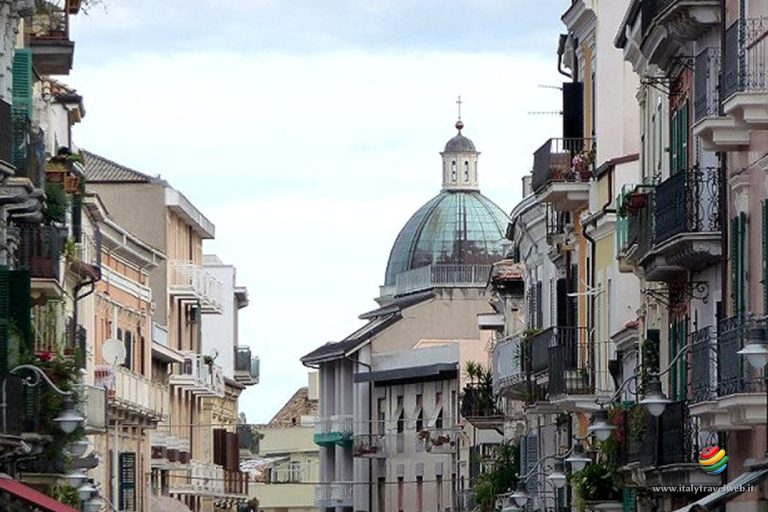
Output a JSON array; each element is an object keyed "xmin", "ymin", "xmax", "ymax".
[{"xmin": 43, "ymin": 182, "xmax": 69, "ymax": 223}]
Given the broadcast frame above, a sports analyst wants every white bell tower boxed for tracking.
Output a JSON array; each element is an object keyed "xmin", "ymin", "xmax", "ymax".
[{"xmin": 440, "ymin": 97, "xmax": 480, "ymax": 191}]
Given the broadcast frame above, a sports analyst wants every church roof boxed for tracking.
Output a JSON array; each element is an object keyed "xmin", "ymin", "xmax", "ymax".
[{"xmin": 444, "ymin": 133, "xmax": 476, "ymax": 153}]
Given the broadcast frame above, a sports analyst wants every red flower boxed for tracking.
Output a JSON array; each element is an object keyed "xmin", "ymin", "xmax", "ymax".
[{"xmin": 36, "ymin": 351, "xmax": 54, "ymax": 362}]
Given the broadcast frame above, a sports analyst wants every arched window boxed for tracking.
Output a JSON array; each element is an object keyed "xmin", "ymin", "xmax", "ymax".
[
  {"xmin": 451, "ymin": 161, "xmax": 457, "ymax": 181},
  {"xmin": 464, "ymin": 161, "xmax": 469, "ymax": 181}
]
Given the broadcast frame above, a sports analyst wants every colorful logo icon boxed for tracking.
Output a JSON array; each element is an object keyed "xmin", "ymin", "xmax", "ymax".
[{"xmin": 699, "ymin": 446, "xmax": 728, "ymax": 474}]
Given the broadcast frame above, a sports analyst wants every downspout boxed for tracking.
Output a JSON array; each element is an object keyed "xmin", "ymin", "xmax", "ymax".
[
  {"xmin": 557, "ymin": 34, "xmax": 573, "ymax": 79},
  {"xmin": 718, "ymin": 0, "xmax": 728, "ymax": 321}
]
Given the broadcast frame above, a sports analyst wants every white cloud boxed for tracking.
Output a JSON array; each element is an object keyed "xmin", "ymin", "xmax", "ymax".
[{"xmin": 70, "ymin": 49, "xmax": 561, "ymax": 421}]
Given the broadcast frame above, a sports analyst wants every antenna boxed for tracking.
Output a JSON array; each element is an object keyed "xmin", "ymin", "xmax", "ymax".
[
  {"xmin": 538, "ymin": 84, "xmax": 564, "ymax": 91},
  {"xmin": 528, "ymin": 111, "xmax": 562, "ymax": 116}
]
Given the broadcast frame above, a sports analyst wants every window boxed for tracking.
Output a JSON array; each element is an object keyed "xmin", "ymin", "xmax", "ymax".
[
  {"xmin": 764, "ymin": 202, "xmax": 768, "ymax": 313},
  {"xmin": 463, "ymin": 161, "xmax": 469, "ymax": 181},
  {"xmin": 436, "ymin": 475, "xmax": 443, "ymax": 511},
  {"xmin": 122, "ymin": 330, "xmax": 133, "ymax": 371},
  {"xmin": 377, "ymin": 398, "xmax": 386, "ymax": 436},
  {"xmin": 396, "ymin": 396, "xmax": 404, "ymax": 434},
  {"xmin": 397, "ymin": 477, "xmax": 404, "ymax": 512},
  {"xmin": 289, "ymin": 460, "xmax": 301, "ymax": 483},
  {"xmin": 415, "ymin": 394, "xmax": 424, "ymax": 432},
  {"xmin": 732, "ymin": 213, "xmax": 748, "ymax": 315},
  {"xmin": 451, "ymin": 161, "xmax": 457, "ymax": 181},
  {"xmin": 417, "ymin": 476, "xmax": 424, "ymax": 512},
  {"xmin": 670, "ymin": 101, "xmax": 689, "ymax": 175},
  {"xmin": 378, "ymin": 478, "xmax": 386, "ymax": 512},
  {"xmin": 435, "ymin": 408, "xmax": 443, "ymax": 430}
]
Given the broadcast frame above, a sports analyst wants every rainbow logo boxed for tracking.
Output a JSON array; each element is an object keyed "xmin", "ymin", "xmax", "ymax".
[{"xmin": 699, "ymin": 446, "xmax": 728, "ymax": 474}]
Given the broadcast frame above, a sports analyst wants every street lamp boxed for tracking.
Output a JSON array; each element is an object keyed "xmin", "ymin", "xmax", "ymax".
[
  {"xmin": 77, "ymin": 481, "xmax": 96, "ymax": 502},
  {"xmin": 639, "ymin": 378, "xmax": 671, "ymax": 417},
  {"xmin": 587, "ymin": 408, "xmax": 616, "ymax": 441},
  {"xmin": 738, "ymin": 327, "xmax": 768, "ymax": 370},
  {"xmin": 509, "ymin": 481, "xmax": 529, "ymax": 508},
  {"xmin": 565, "ymin": 443, "xmax": 590, "ymax": 472},
  {"xmin": 547, "ymin": 459, "xmax": 567, "ymax": 489},
  {"xmin": 53, "ymin": 397, "xmax": 85, "ymax": 434},
  {"xmin": 1, "ymin": 365, "xmax": 85, "ymax": 434},
  {"xmin": 68, "ymin": 439, "xmax": 90, "ymax": 458},
  {"xmin": 62, "ymin": 470, "xmax": 87, "ymax": 488}
]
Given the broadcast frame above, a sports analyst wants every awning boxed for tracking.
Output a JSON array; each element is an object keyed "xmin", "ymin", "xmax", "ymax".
[
  {"xmin": 672, "ymin": 467, "xmax": 768, "ymax": 512},
  {"xmin": 151, "ymin": 495, "xmax": 194, "ymax": 512},
  {"xmin": 0, "ymin": 476, "xmax": 79, "ymax": 512}
]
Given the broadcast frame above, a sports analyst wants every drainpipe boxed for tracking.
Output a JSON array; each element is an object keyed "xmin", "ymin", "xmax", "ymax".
[{"xmin": 717, "ymin": 0, "xmax": 728, "ymax": 323}]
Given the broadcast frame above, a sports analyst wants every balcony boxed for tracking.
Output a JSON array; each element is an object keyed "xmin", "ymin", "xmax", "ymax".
[
  {"xmin": 169, "ymin": 352, "xmax": 225, "ymax": 398},
  {"xmin": 77, "ymin": 384, "xmax": 107, "ymax": 434},
  {"xmin": 25, "ymin": 0, "xmax": 76, "ymax": 75},
  {"xmin": 531, "ymin": 138, "xmax": 594, "ymax": 212},
  {"xmin": 546, "ymin": 206, "xmax": 572, "ymax": 261},
  {"xmin": 313, "ymin": 415, "xmax": 353, "ymax": 447},
  {"xmin": 723, "ymin": 17, "xmax": 768, "ymax": 127},
  {"xmin": 234, "ymin": 346, "xmax": 259, "ymax": 386},
  {"xmin": 690, "ymin": 325, "xmax": 717, "ymax": 404},
  {"xmin": 655, "ymin": 0, "xmax": 720, "ymax": 41},
  {"xmin": 15, "ymin": 225, "xmax": 64, "ymax": 300},
  {"xmin": 616, "ymin": 401, "xmax": 718, "ymax": 487},
  {"xmin": 168, "ymin": 261, "xmax": 224, "ymax": 314},
  {"xmin": 352, "ymin": 434, "xmax": 386, "ymax": 458},
  {"xmin": 690, "ymin": 316, "xmax": 768, "ymax": 431},
  {"xmin": 379, "ymin": 263, "xmax": 492, "ymax": 298},
  {"xmin": 418, "ymin": 428, "xmax": 456, "ymax": 454},
  {"xmin": 493, "ymin": 334, "xmax": 528, "ymax": 399},
  {"xmin": 95, "ymin": 365, "xmax": 167, "ymax": 423},
  {"xmin": 460, "ymin": 382, "xmax": 504, "ymax": 432},
  {"xmin": 315, "ymin": 482, "xmax": 353, "ymax": 508},
  {"xmin": 547, "ymin": 327, "xmax": 596, "ymax": 409},
  {"xmin": 68, "ymin": 228, "xmax": 102, "ymax": 282}
]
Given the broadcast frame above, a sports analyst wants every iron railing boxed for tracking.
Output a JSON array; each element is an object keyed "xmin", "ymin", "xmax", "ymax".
[
  {"xmin": 690, "ymin": 325, "xmax": 717, "ymax": 403},
  {"xmin": 658, "ymin": 401, "xmax": 697, "ymax": 466},
  {"xmin": 653, "ymin": 167, "xmax": 721, "ymax": 245},
  {"xmin": 546, "ymin": 206, "xmax": 569, "ymax": 239},
  {"xmin": 694, "ymin": 47, "xmax": 721, "ymax": 122},
  {"xmin": 492, "ymin": 334, "xmax": 527, "ymax": 396},
  {"xmin": 718, "ymin": 315, "xmax": 767, "ymax": 396},
  {"xmin": 531, "ymin": 138, "xmax": 595, "ymax": 193},
  {"xmin": 625, "ymin": 191, "xmax": 654, "ymax": 260},
  {"xmin": 724, "ymin": 17, "xmax": 768, "ymax": 99},
  {"xmin": 548, "ymin": 326, "xmax": 593, "ymax": 396},
  {"xmin": 623, "ymin": 404, "xmax": 657, "ymax": 467},
  {"xmin": 530, "ymin": 329, "xmax": 551, "ymax": 374},
  {"xmin": 27, "ymin": 0, "xmax": 70, "ymax": 41},
  {"xmin": 15, "ymin": 225, "xmax": 64, "ymax": 279},
  {"xmin": 388, "ymin": 263, "xmax": 492, "ymax": 297}
]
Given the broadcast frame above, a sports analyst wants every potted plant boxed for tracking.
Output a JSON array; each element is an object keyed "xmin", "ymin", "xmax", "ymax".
[
  {"xmin": 626, "ymin": 191, "xmax": 647, "ymax": 212},
  {"xmin": 570, "ymin": 463, "xmax": 622, "ymax": 512},
  {"xmin": 572, "ymin": 146, "xmax": 595, "ymax": 181}
]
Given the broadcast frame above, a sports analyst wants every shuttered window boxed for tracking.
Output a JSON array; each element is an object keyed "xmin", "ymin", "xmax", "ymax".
[
  {"xmin": 732, "ymin": 213, "xmax": 747, "ymax": 316},
  {"xmin": 11, "ymin": 50, "xmax": 32, "ymax": 170},
  {"xmin": 8, "ymin": 270, "xmax": 31, "ymax": 372},
  {"xmin": 623, "ymin": 489, "xmax": 638, "ymax": 512},
  {"xmin": 119, "ymin": 452, "xmax": 137, "ymax": 512},
  {"xmin": 670, "ymin": 102, "xmax": 689, "ymax": 175},
  {"xmin": 669, "ymin": 317, "xmax": 688, "ymax": 401}
]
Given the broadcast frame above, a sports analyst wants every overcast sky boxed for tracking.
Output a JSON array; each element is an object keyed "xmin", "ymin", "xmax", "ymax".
[{"xmin": 69, "ymin": 0, "xmax": 566, "ymax": 423}]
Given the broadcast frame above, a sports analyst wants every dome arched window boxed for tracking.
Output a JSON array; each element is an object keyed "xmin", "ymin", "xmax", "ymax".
[
  {"xmin": 451, "ymin": 161, "xmax": 457, "ymax": 181},
  {"xmin": 464, "ymin": 161, "xmax": 469, "ymax": 181}
]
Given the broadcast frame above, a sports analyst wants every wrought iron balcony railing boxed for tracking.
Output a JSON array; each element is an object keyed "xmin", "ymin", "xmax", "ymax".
[
  {"xmin": 724, "ymin": 17, "xmax": 768, "ymax": 100},
  {"xmin": 690, "ymin": 325, "xmax": 717, "ymax": 404},
  {"xmin": 617, "ymin": 401, "xmax": 698, "ymax": 468},
  {"xmin": 15, "ymin": 225, "xmax": 64, "ymax": 280},
  {"xmin": 492, "ymin": 333, "xmax": 528, "ymax": 396},
  {"xmin": 717, "ymin": 315, "xmax": 767, "ymax": 397},
  {"xmin": 653, "ymin": 167, "xmax": 721, "ymax": 246},
  {"xmin": 531, "ymin": 138, "xmax": 595, "ymax": 194},
  {"xmin": 530, "ymin": 329, "xmax": 550, "ymax": 374},
  {"xmin": 694, "ymin": 47, "xmax": 721, "ymax": 123},
  {"xmin": 547, "ymin": 326, "xmax": 593, "ymax": 397},
  {"xmin": 234, "ymin": 345, "xmax": 259, "ymax": 385}
]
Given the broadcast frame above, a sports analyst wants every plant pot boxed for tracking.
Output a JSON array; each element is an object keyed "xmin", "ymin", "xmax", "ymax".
[
  {"xmin": 64, "ymin": 174, "xmax": 80, "ymax": 193},
  {"xmin": 579, "ymin": 169, "xmax": 592, "ymax": 181},
  {"xmin": 626, "ymin": 193, "xmax": 647, "ymax": 211},
  {"xmin": 585, "ymin": 501, "xmax": 624, "ymax": 512}
]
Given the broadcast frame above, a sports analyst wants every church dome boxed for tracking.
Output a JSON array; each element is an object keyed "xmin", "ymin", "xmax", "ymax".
[
  {"xmin": 444, "ymin": 133, "xmax": 476, "ymax": 153},
  {"xmin": 384, "ymin": 190, "xmax": 508, "ymax": 286}
]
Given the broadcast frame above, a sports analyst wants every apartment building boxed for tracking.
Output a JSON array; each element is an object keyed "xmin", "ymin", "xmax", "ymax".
[{"xmin": 302, "ymin": 120, "xmax": 505, "ymax": 512}]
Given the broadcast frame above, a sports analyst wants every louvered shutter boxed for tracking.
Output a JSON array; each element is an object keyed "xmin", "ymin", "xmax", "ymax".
[
  {"xmin": 525, "ymin": 434, "xmax": 538, "ymax": 497},
  {"xmin": 681, "ymin": 102, "xmax": 689, "ymax": 172},
  {"xmin": 11, "ymin": 50, "xmax": 32, "ymax": 171},
  {"xmin": 670, "ymin": 109, "xmax": 679, "ymax": 175},
  {"xmin": 119, "ymin": 452, "xmax": 137, "ymax": 511},
  {"xmin": 535, "ymin": 282, "xmax": 543, "ymax": 329},
  {"xmin": 623, "ymin": 489, "xmax": 637, "ymax": 512},
  {"xmin": 9, "ymin": 270, "xmax": 31, "ymax": 370},
  {"xmin": 213, "ymin": 429, "xmax": 226, "ymax": 466},
  {"xmin": 0, "ymin": 266, "xmax": 10, "ymax": 373}
]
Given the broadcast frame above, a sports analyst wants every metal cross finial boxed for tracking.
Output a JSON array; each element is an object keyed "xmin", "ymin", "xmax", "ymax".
[{"xmin": 456, "ymin": 95, "xmax": 463, "ymax": 120}]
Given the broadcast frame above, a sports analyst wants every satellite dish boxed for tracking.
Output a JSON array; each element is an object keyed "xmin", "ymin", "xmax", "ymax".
[{"xmin": 102, "ymin": 338, "xmax": 126, "ymax": 366}]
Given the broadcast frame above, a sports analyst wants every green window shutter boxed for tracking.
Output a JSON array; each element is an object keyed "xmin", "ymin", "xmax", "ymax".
[
  {"xmin": 8, "ymin": 270, "xmax": 31, "ymax": 370},
  {"xmin": 119, "ymin": 452, "xmax": 137, "ymax": 511},
  {"xmin": 12, "ymin": 50, "xmax": 33, "ymax": 118},
  {"xmin": 623, "ymin": 489, "xmax": 637, "ymax": 512},
  {"xmin": 0, "ymin": 266, "xmax": 9, "ymax": 373}
]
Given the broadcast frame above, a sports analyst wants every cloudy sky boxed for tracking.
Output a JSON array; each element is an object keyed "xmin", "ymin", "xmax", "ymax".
[{"xmin": 69, "ymin": 0, "xmax": 566, "ymax": 423}]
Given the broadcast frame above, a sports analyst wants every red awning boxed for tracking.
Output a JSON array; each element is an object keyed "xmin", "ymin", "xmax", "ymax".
[{"xmin": 0, "ymin": 477, "xmax": 80, "ymax": 512}]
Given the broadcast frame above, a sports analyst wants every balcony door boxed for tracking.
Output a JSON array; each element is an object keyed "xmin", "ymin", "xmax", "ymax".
[{"xmin": 670, "ymin": 101, "xmax": 689, "ymax": 176}]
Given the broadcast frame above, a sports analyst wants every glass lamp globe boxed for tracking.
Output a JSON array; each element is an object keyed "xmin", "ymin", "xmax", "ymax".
[
  {"xmin": 738, "ymin": 329, "xmax": 768, "ymax": 370},
  {"xmin": 639, "ymin": 379, "xmax": 671, "ymax": 417},
  {"xmin": 509, "ymin": 481, "xmax": 529, "ymax": 508},
  {"xmin": 62, "ymin": 470, "xmax": 87, "ymax": 488},
  {"xmin": 566, "ymin": 443, "xmax": 591, "ymax": 472},
  {"xmin": 77, "ymin": 481, "xmax": 96, "ymax": 502},
  {"xmin": 547, "ymin": 460, "xmax": 567, "ymax": 489},
  {"xmin": 69, "ymin": 440, "xmax": 90, "ymax": 458},
  {"xmin": 588, "ymin": 408, "xmax": 616, "ymax": 442},
  {"xmin": 53, "ymin": 398, "xmax": 85, "ymax": 434}
]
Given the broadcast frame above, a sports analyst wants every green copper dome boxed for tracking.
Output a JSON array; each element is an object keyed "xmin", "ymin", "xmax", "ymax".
[{"xmin": 384, "ymin": 190, "xmax": 508, "ymax": 286}]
